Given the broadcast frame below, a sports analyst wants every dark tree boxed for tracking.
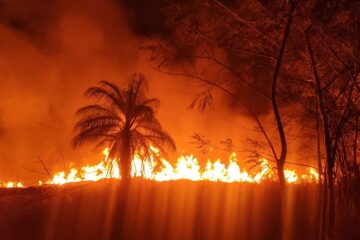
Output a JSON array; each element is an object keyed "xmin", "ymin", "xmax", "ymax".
[
  {"xmin": 143, "ymin": 0, "xmax": 360, "ymax": 239},
  {"xmin": 72, "ymin": 73, "xmax": 176, "ymax": 181}
]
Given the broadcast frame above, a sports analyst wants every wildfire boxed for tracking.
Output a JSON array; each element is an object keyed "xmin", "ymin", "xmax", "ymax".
[{"xmin": 1, "ymin": 147, "xmax": 319, "ymax": 188}]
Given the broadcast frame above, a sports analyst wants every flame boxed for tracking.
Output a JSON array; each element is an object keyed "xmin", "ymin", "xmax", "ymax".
[
  {"xmin": 301, "ymin": 167, "xmax": 319, "ymax": 182},
  {"xmin": 284, "ymin": 169, "xmax": 299, "ymax": 183},
  {"xmin": 47, "ymin": 148, "xmax": 120, "ymax": 185},
  {"xmin": 2, "ymin": 181, "xmax": 24, "ymax": 188},
  {"xmin": 1, "ymin": 147, "xmax": 319, "ymax": 188}
]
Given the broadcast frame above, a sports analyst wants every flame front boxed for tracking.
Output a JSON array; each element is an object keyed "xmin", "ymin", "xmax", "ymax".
[
  {"xmin": 47, "ymin": 148, "xmax": 120, "ymax": 185},
  {"xmin": 1, "ymin": 147, "xmax": 319, "ymax": 188}
]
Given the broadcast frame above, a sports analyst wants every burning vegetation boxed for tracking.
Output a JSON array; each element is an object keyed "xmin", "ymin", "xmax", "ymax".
[
  {"xmin": 1, "ymin": 0, "xmax": 360, "ymax": 240},
  {"xmin": 1, "ymin": 146, "xmax": 319, "ymax": 187}
]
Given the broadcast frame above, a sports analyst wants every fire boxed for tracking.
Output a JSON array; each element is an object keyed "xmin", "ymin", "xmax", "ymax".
[
  {"xmin": 301, "ymin": 167, "xmax": 319, "ymax": 182},
  {"xmin": 1, "ymin": 181, "xmax": 24, "ymax": 188},
  {"xmin": 47, "ymin": 148, "xmax": 120, "ymax": 185},
  {"xmin": 284, "ymin": 169, "xmax": 299, "ymax": 183},
  {"xmin": 1, "ymin": 147, "xmax": 319, "ymax": 188}
]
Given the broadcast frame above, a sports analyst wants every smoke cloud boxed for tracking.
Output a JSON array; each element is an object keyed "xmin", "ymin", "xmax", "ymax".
[{"xmin": 0, "ymin": 0, "xmax": 279, "ymax": 182}]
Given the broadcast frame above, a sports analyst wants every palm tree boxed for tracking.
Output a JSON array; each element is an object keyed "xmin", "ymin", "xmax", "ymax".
[{"xmin": 73, "ymin": 73, "xmax": 176, "ymax": 181}]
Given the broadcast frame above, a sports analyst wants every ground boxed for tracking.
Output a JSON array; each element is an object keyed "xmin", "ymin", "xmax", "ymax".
[{"xmin": 0, "ymin": 180, "xmax": 350, "ymax": 240}]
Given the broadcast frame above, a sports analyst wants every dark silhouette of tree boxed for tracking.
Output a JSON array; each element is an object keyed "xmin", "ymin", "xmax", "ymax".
[
  {"xmin": 73, "ymin": 73, "xmax": 176, "ymax": 181},
  {"xmin": 144, "ymin": 1, "xmax": 296, "ymax": 238},
  {"xmin": 144, "ymin": 0, "xmax": 296, "ymax": 187},
  {"xmin": 305, "ymin": 21, "xmax": 360, "ymax": 239},
  {"xmin": 143, "ymin": 0, "xmax": 360, "ymax": 239}
]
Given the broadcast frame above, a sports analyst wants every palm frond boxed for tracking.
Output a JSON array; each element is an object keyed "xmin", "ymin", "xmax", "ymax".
[
  {"xmin": 74, "ymin": 115, "xmax": 122, "ymax": 131},
  {"xmin": 74, "ymin": 74, "xmax": 176, "ymax": 176},
  {"xmin": 133, "ymin": 129, "xmax": 176, "ymax": 152},
  {"xmin": 76, "ymin": 104, "xmax": 118, "ymax": 118},
  {"xmin": 73, "ymin": 124, "xmax": 118, "ymax": 147},
  {"xmin": 131, "ymin": 105, "xmax": 156, "ymax": 125},
  {"xmin": 85, "ymin": 87, "xmax": 126, "ymax": 113},
  {"xmin": 98, "ymin": 80, "xmax": 123, "ymax": 100},
  {"xmin": 142, "ymin": 98, "xmax": 160, "ymax": 108},
  {"xmin": 125, "ymin": 74, "xmax": 149, "ymax": 106}
]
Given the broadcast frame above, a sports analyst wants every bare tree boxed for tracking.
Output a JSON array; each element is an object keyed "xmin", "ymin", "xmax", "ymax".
[
  {"xmin": 304, "ymin": 7, "xmax": 360, "ymax": 237},
  {"xmin": 144, "ymin": 0, "xmax": 360, "ymax": 239},
  {"xmin": 145, "ymin": 0, "xmax": 298, "ymax": 188}
]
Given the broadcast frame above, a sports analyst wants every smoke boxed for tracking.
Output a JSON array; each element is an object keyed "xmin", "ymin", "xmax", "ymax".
[
  {"xmin": 0, "ymin": 0, "xmax": 138, "ymax": 181},
  {"xmin": 0, "ymin": 0, "xmax": 278, "ymax": 182}
]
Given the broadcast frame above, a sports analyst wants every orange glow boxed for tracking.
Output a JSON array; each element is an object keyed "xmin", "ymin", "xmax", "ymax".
[{"xmin": 1, "ymin": 147, "xmax": 319, "ymax": 188}]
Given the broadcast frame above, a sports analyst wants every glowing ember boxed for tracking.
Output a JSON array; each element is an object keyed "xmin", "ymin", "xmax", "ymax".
[{"xmin": 1, "ymin": 147, "xmax": 319, "ymax": 188}]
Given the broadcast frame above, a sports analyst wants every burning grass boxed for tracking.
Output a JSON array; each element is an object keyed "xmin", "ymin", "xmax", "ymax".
[{"xmin": 1, "ymin": 148, "xmax": 319, "ymax": 188}]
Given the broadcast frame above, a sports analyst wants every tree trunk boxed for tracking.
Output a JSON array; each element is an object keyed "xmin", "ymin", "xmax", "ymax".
[
  {"xmin": 277, "ymin": 162, "xmax": 285, "ymax": 239},
  {"xmin": 354, "ymin": 115, "xmax": 359, "ymax": 166},
  {"xmin": 322, "ymin": 132, "xmax": 335, "ymax": 240},
  {"xmin": 327, "ymin": 168, "xmax": 335, "ymax": 240},
  {"xmin": 111, "ymin": 132, "xmax": 132, "ymax": 238},
  {"xmin": 272, "ymin": 7, "xmax": 293, "ymax": 183},
  {"xmin": 271, "ymin": 2, "xmax": 294, "ymax": 186},
  {"xmin": 316, "ymin": 99, "xmax": 324, "ymax": 240},
  {"xmin": 270, "ymin": 4, "xmax": 295, "ymax": 239},
  {"xmin": 120, "ymin": 133, "xmax": 132, "ymax": 182},
  {"xmin": 327, "ymin": 164, "xmax": 335, "ymax": 240},
  {"xmin": 306, "ymin": 30, "xmax": 335, "ymax": 240},
  {"xmin": 321, "ymin": 170, "xmax": 328, "ymax": 240}
]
